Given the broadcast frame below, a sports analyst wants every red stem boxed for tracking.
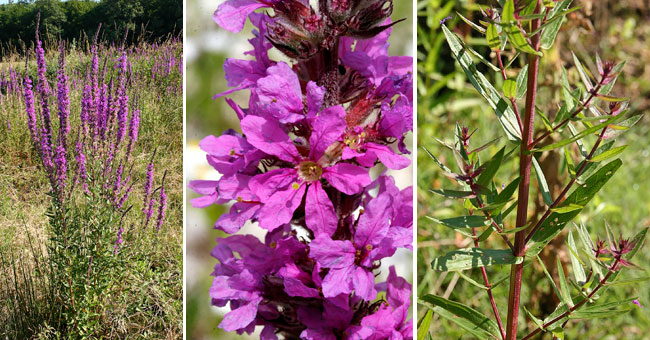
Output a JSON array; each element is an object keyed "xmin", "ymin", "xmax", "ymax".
[
  {"xmin": 505, "ymin": 2, "xmax": 542, "ymax": 339},
  {"xmin": 472, "ymin": 227, "xmax": 507, "ymax": 340},
  {"xmin": 524, "ymin": 126, "xmax": 608, "ymax": 244},
  {"xmin": 520, "ymin": 258, "xmax": 620, "ymax": 340}
]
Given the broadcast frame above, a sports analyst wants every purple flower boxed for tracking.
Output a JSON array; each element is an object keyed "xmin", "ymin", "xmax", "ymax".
[
  {"xmin": 243, "ymin": 110, "xmax": 371, "ymax": 235},
  {"xmin": 23, "ymin": 77, "xmax": 39, "ymax": 144},
  {"xmin": 633, "ymin": 300, "xmax": 643, "ymax": 308},
  {"xmin": 56, "ymin": 43, "xmax": 70, "ymax": 146},
  {"xmin": 213, "ymin": 0, "xmax": 271, "ymax": 33}
]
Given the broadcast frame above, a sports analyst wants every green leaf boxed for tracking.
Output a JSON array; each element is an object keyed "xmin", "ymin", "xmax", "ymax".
[
  {"xmin": 423, "ymin": 146, "xmax": 453, "ymax": 173},
  {"xmin": 457, "ymin": 270, "xmax": 490, "ymax": 290},
  {"xmin": 588, "ymin": 145, "xmax": 627, "ymax": 163},
  {"xmin": 502, "ymin": 79, "xmax": 517, "ymax": 98},
  {"xmin": 430, "ymin": 189, "xmax": 475, "ymax": 199},
  {"xmin": 477, "ymin": 147, "xmax": 506, "ymax": 187},
  {"xmin": 551, "ymin": 328, "xmax": 565, "ymax": 339},
  {"xmin": 417, "ymin": 309, "xmax": 433, "ymax": 340},
  {"xmin": 567, "ymin": 231, "xmax": 587, "ymax": 285},
  {"xmin": 419, "ymin": 295, "xmax": 501, "ymax": 339},
  {"xmin": 515, "ymin": 65, "xmax": 529, "ymax": 99},
  {"xmin": 442, "ymin": 25, "xmax": 522, "ymax": 141},
  {"xmin": 540, "ymin": 0, "xmax": 573, "ymax": 49},
  {"xmin": 551, "ymin": 203, "xmax": 583, "ymax": 214},
  {"xmin": 575, "ymin": 223, "xmax": 604, "ymax": 280},
  {"xmin": 457, "ymin": 11, "xmax": 487, "ymax": 34},
  {"xmin": 604, "ymin": 114, "xmax": 643, "ymax": 140},
  {"xmin": 596, "ymin": 94, "xmax": 630, "ymax": 102},
  {"xmin": 526, "ymin": 159, "xmax": 623, "ymax": 256},
  {"xmin": 432, "ymin": 248, "xmax": 522, "ymax": 271},
  {"xmin": 557, "ymin": 257, "xmax": 574, "ymax": 307},
  {"xmin": 626, "ymin": 227, "xmax": 648, "ymax": 260},
  {"xmin": 494, "ymin": 177, "xmax": 521, "ymax": 205},
  {"xmin": 524, "ymin": 306, "xmax": 544, "ymax": 330},
  {"xmin": 537, "ymin": 256, "xmax": 564, "ymax": 305},
  {"xmin": 477, "ymin": 227, "xmax": 494, "ymax": 242},
  {"xmin": 606, "ymin": 276, "xmax": 650, "ymax": 287},
  {"xmin": 572, "ymin": 52, "xmax": 595, "ymax": 91},
  {"xmin": 543, "ymin": 303, "xmax": 570, "ymax": 325},
  {"xmin": 487, "ymin": 23, "xmax": 501, "ymax": 50},
  {"xmin": 502, "ymin": 0, "xmax": 543, "ymax": 56},
  {"xmin": 534, "ymin": 114, "xmax": 623, "ymax": 152},
  {"xmin": 532, "ymin": 156, "xmax": 553, "ymax": 206},
  {"xmin": 428, "ymin": 215, "xmax": 490, "ymax": 228}
]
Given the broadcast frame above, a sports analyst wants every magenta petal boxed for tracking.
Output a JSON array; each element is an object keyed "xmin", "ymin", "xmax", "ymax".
[
  {"xmin": 346, "ymin": 326, "xmax": 374, "ymax": 340},
  {"xmin": 213, "ymin": 0, "xmax": 267, "ymax": 33},
  {"xmin": 322, "ymin": 163, "xmax": 371, "ymax": 195},
  {"xmin": 249, "ymin": 168, "xmax": 296, "ymax": 201},
  {"xmin": 386, "ymin": 266, "xmax": 411, "ymax": 308},
  {"xmin": 309, "ymin": 236, "xmax": 356, "ymax": 269},
  {"xmin": 321, "ymin": 267, "xmax": 353, "ymax": 297},
  {"xmin": 188, "ymin": 180, "xmax": 218, "ymax": 195},
  {"xmin": 223, "ymin": 58, "xmax": 265, "ymax": 88},
  {"xmin": 255, "ymin": 62, "xmax": 304, "ymax": 123},
  {"xmin": 354, "ymin": 191, "xmax": 392, "ymax": 247},
  {"xmin": 306, "ymin": 81, "xmax": 325, "ymax": 120},
  {"xmin": 261, "ymin": 325, "xmax": 278, "ymax": 340},
  {"xmin": 199, "ymin": 134, "xmax": 246, "ymax": 156},
  {"xmin": 257, "ymin": 183, "xmax": 306, "ymax": 231},
  {"xmin": 219, "ymin": 295, "xmax": 263, "ymax": 332},
  {"xmin": 305, "ymin": 182, "xmax": 338, "ymax": 237},
  {"xmin": 352, "ymin": 266, "xmax": 376, "ymax": 301},
  {"xmin": 300, "ymin": 328, "xmax": 337, "ymax": 340},
  {"xmin": 308, "ymin": 105, "xmax": 346, "ymax": 160},
  {"xmin": 241, "ymin": 115, "xmax": 300, "ymax": 162},
  {"xmin": 190, "ymin": 194, "xmax": 218, "ymax": 208},
  {"xmin": 365, "ymin": 143, "xmax": 410, "ymax": 170},
  {"xmin": 284, "ymin": 277, "xmax": 320, "ymax": 298},
  {"xmin": 216, "ymin": 203, "xmax": 260, "ymax": 234}
]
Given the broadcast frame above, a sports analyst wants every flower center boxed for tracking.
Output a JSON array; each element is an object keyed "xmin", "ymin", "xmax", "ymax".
[
  {"xmin": 297, "ymin": 161, "xmax": 323, "ymax": 182},
  {"xmin": 344, "ymin": 131, "xmax": 366, "ymax": 150}
]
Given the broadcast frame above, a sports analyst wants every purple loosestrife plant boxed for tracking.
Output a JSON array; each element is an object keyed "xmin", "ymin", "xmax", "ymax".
[
  {"xmin": 420, "ymin": 1, "xmax": 647, "ymax": 339},
  {"xmin": 191, "ymin": 1, "xmax": 413, "ymax": 338},
  {"xmin": 18, "ymin": 18, "xmax": 174, "ymax": 335}
]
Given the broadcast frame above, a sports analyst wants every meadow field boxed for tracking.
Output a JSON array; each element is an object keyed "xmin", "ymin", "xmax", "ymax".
[{"xmin": 0, "ymin": 28, "xmax": 183, "ymax": 339}]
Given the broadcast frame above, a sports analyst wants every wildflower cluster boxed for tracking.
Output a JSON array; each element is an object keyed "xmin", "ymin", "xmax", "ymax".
[{"xmin": 191, "ymin": 0, "xmax": 413, "ymax": 338}]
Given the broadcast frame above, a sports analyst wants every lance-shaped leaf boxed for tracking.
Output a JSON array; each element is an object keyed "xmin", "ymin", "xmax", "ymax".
[
  {"xmin": 557, "ymin": 258, "xmax": 574, "ymax": 307},
  {"xmin": 428, "ymin": 215, "xmax": 491, "ymax": 229},
  {"xmin": 567, "ymin": 231, "xmax": 587, "ymax": 286},
  {"xmin": 477, "ymin": 146, "xmax": 506, "ymax": 187},
  {"xmin": 442, "ymin": 25, "xmax": 522, "ymax": 141},
  {"xmin": 417, "ymin": 309, "xmax": 433, "ymax": 340},
  {"xmin": 569, "ymin": 298, "xmax": 637, "ymax": 319},
  {"xmin": 572, "ymin": 52, "xmax": 594, "ymax": 91},
  {"xmin": 502, "ymin": 79, "xmax": 517, "ymax": 98},
  {"xmin": 540, "ymin": 0, "xmax": 573, "ymax": 49},
  {"xmin": 419, "ymin": 295, "xmax": 501, "ymax": 339},
  {"xmin": 604, "ymin": 114, "xmax": 643, "ymax": 140},
  {"xmin": 537, "ymin": 255, "xmax": 564, "ymax": 305},
  {"xmin": 532, "ymin": 156, "xmax": 553, "ymax": 206},
  {"xmin": 431, "ymin": 247, "xmax": 522, "ymax": 271},
  {"xmin": 431, "ymin": 189, "xmax": 475, "ymax": 199},
  {"xmin": 516, "ymin": 64, "xmax": 529, "ymax": 99},
  {"xmin": 588, "ymin": 145, "xmax": 627, "ymax": 163},
  {"xmin": 487, "ymin": 23, "xmax": 501, "ymax": 50},
  {"xmin": 502, "ymin": 0, "xmax": 543, "ymax": 56},
  {"xmin": 526, "ymin": 159, "xmax": 622, "ymax": 256},
  {"xmin": 534, "ymin": 113, "xmax": 624, "ymax": 152}
]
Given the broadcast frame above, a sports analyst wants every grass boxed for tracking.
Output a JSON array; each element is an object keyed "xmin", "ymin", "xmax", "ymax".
[
  {"xmin": 0, "ymin": 35, "xmax": 183, "ymax": 339},
  {"xmin": 417, "ymin": 0, "xmax": 650, "ymax": 338}
]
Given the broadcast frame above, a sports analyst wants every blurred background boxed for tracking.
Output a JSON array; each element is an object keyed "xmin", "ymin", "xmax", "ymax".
[
  {"xmin": 186, "ymin": 1, "xmax": 413, "ymax": 339},
  {"xmin": 417, "ymin": 0, "xmax": 650, "ymax": 338}
]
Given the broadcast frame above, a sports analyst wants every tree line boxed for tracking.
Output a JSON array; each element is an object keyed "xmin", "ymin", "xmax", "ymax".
[{"xmin": 0, "ymin": 0, "xmax": 182, "ymax": 52}]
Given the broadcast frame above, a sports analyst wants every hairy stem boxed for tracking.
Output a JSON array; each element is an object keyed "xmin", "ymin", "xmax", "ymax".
[
  {"xmin": 321, "ymin": 39, "xmax": 340, "ymax": 107},
  {"xmin": 505, "ymin": 2, "xmax": 542, "ymax": 339}
]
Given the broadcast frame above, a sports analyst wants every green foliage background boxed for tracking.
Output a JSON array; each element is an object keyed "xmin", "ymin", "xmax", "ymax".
[
  {"xmin": 0, "ymin": 0, "xmax": 182, "ymax": 54},
  {"xmin": 417, "ymin": 0, "xmax": 650, "ymax": 338}
]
